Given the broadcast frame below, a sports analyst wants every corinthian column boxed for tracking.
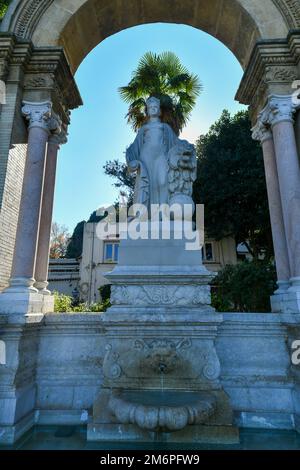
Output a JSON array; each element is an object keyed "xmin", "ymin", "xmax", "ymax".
[
  {"xmin": 34, "ymin": 127, "xmax": 67, "ymax": 294},
  {"xmin": 0, "ymin": 101, "xmax": 60, "ymax": 315},
  {"xmin": 252, "ymin": 120, "xmax": 290, "ymax": 295},
  {"xmin": 259, "ymin": 94, "xmax": 300, "ymax": 314},
  {"xmin": 267, "ymin": 96, "xmax": 300, "ymax": 285}
]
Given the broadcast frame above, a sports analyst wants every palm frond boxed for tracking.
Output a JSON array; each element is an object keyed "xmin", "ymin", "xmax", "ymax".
[{"xmin": 119, "ymin": 51, "xmax": 202, "ymax": 133}]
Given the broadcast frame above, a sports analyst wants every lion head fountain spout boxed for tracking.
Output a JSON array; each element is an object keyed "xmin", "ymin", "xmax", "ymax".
[{"xmin": 159, "ymin": 363, "xmax": 167, "ymax": 374}]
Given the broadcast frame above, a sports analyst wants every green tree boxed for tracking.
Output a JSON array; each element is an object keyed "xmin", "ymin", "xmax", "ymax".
[
  {"xmin": 211, "ymin": 261, "xmax": 276, "ymax": 313},
  {"xmin": 194, "ymin": 109, "xmax": 273, "ymax": 260},
  {"xmin": 0, "ymin": 1, "xmax": 10, "ymax": 19},
  {"xmin": 65, "ymin": 211, "xmax": 107, "ymax": 259},
  {"xmin": 119, "ymin": 51, "xmax": 202, "ymax": 135},
  {"xmin": 49, "ymin": 222, "xmax": 70, "ymax": 259},
  {"xmin": 66, "ymin": 221, "xmax": 85, "ymax": 258},
  {"xmin": 103, "ymin": 159, "xmax": 135, "ymax": 201}
]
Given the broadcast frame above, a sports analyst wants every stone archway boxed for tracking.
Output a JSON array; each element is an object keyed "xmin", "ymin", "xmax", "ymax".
[
  {"xmin": 0, "ymin": 0, "xmax": 299, "ymax": 310},
  {"xmin": 2, "ymin": 0, "xmax": 290, "ymax": 71},
  {"xmin": 0, "ymin": 0, "xmax": 300, "ymax": 446}
]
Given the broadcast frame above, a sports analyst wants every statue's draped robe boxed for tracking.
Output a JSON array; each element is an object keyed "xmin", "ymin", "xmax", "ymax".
[{"xmin": 126, "ymin": 122, "xmax": 179, "ymax": 211}]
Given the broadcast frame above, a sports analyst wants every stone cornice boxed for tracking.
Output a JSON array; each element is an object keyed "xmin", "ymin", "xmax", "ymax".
[
  {"xmin": 236, "ymin": 31, "xmax": 300, "ymax": 120},
  {"xmin": 236, "ymin": 39, "xmax": 297, "ymax": 105},
  {"xmin": 24, "ymin": 47, "xmax": 82, "ymax": 111},
  {"xmin": 0, "ymin": 34, "xmax": 16, "ymax": 81}
]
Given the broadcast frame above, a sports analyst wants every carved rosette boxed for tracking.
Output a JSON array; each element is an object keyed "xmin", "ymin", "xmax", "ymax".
[{"xmin": 110, "ymin": 284, "xmax": 211, "ymax": 307}]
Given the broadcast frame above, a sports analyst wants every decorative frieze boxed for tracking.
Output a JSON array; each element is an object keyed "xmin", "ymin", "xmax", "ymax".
[
  {"xmin": 110, "ymin": 284, "xmax": 211, "ymax": 307},
  {"xmin": 13, "ymin": 0, "xmax": 53, "ymax": 40},
  {"xmin": 236, "ymin": 31, "xmax": 300, "ymax": 119}
]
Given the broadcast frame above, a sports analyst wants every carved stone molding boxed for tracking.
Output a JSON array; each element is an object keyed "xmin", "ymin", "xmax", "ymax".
[
  {"xmin": 110, "ymin": 284, "xmax": 211, "ymax": 307},
  {"xmin": 265, "ymin": 65, "xmax": 298, "ymax": 83},
  {"xmin": 0, "ymin": 35, "xmax": 16, "ymax": 81},
  {"xmin": 273, "ymin": 0, "xmax": 300, "ymax": 28},
  {"xmin": 11, "ymin": 0, "xmax": 53, "ymax": 40},
  {"xmin": 236, "ymin": 32, "xmax": 300, "ymax": 120},
  {"xmin": 103, "ymin": 344, "xmax": 122, "ymax": 380},
  {"xmin": 48, "ymin": 126, "xmax": 68, "ymax": 147}
]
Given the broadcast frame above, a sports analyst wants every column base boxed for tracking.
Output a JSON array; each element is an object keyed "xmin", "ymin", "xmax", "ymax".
[
  {"xmin": 34, "ymin": 280, "xmax": 51, "ymax": 295},
  {"xmin": 271, "ymin": 291, "xmax": 300, "ymax": 314},
  {"xmin": 274, "ymin": 280, "xmax": 290, "ymax": 295},
  {"xmin": 0, "ymin": 290, "xmax": 54, "ymax": 316}
]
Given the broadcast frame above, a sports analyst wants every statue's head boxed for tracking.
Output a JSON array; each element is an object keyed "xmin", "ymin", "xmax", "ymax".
[{"xmin": 146, "ymin": 96, "xmax": 161, "ymax": 118}]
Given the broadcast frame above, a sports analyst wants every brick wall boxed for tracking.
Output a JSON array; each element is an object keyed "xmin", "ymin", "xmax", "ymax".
[{"xmin": 0, "ymin": 79, "xmax": 27, "ymax": 291}]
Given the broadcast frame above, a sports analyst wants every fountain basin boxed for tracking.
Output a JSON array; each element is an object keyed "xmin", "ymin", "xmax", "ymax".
[{"xmin": 109, "ymin": 390, "xmax": 217, "ymax": 432}]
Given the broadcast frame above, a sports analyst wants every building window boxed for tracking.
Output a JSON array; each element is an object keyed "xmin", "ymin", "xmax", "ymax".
[
  {"xmin": 202, "ymin": 242, "xmax": 214, "ymax": 262},
  {"xmin": 104, "ymin": 242, "xmax": 119, "ymax": 263}
]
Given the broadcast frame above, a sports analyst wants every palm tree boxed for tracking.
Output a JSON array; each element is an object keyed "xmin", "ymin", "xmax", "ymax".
[{"xmin": 119, "ymin": 51, "xmax": 202, "ymax": 135}]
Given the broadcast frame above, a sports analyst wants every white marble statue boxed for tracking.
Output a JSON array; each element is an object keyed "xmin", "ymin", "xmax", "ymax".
[{"xmin": 126, "ymin": 97, "xmax": 197, "ymax": 213}]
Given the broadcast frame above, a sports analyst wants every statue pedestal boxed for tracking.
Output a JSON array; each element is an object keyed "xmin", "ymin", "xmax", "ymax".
[{"xmin": 88, "ymin": 232, "xmax": 239, "ymax": 443}]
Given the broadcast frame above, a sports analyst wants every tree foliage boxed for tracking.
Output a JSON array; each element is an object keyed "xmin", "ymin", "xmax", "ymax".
[
  {"xmin": 103, "ymin": 159, "xmax": 135, "ymax": 201},
  {"xmin": 49, "ymin": 223, "xmax": 70, "ymax": 259},
  {"xmin": 194, "ymin": 110, "xmax": 273, "ymax": 260},
  {"xmin": 211, "ymin": 261, "xmax": 276, "ymax": 313},
  {"xmin": 103, "ymin": 110, "xmax": 273, "ymax": 259},
  {"xmin": 65, "ymin": 221, "xmax": 85, "ymax": 259},
  {"xmin": 65, "ymin": 211, "xmax": 107, "ymax": 259},
  {"xmin": 119, "ymin": 51, "xmax": 202, "ymax": 135},
  {"xmin": 0, "ymin": 1, "xmax": 10, "ymax": 19}
]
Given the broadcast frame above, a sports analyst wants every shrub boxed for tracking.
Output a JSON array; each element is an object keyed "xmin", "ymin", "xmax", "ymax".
[
  {"xmin": 99, "ymin": 284, "xmax": 111, "ymax": 302},
  {"xmin": 211, "ymin": 261, "xmax": 277, "ymax": 313},
  {"xmin": 53, "ymin": 292, "xmax": 73, "ymax": 312},
  {"xmin": 53, "ymin": 291, "xmax": 109, "ymax": 313}
]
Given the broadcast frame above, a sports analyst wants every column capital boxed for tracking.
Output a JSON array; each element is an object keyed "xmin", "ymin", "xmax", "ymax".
[
  {"xmin": 264, "ymin": 95, "xmax": 299, "ymax": 127},
  {"xmin": 21, "ymin": 101, "xmax": 61, "ymax": 134},
  {"xmin": 251, "ymin": 120, "xmax": 272, "ymax": 144},
  {"xmin": 48, "ymin": 126, "xmax": 68, "ymax": 147}
]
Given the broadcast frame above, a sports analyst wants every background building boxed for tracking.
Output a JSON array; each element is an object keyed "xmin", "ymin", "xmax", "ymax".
[{"xmin": 78, "ymin": 222, "xmax": 238, "ymax": 303}]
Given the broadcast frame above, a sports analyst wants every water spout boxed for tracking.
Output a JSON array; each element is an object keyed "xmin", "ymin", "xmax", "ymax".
[{"xmin": 159, "ymin": 363, "xmax": 167, "ymax": 374}]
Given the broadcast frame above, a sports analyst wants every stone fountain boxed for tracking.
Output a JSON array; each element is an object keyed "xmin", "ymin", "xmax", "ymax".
[{"xmin": 87, "ymin": 97, "xmax": 239, "ymax": 443}]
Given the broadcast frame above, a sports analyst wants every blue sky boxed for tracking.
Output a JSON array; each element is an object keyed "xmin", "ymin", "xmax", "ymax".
[{"xmin": 53, "ymin": 23, "xmax": 246, "ymax": 233}]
